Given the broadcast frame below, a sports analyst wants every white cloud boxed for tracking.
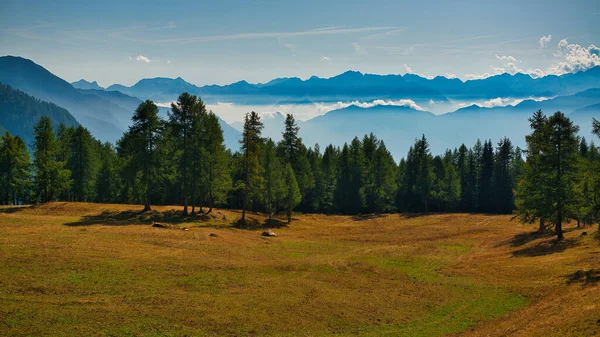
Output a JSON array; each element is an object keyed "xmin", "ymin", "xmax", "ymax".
[
  {"xmin": 320, "ymin": 56, "xmax": 331, "ymax": 61},
  {"xmin": 458, "ymin": 96, "xmax": 552, "ymax": 109},
  {"xmin": 464, "ymin": 72, "xmax": 494, "ymax": 80},
  {"xmin": 403, "ymin": 63, "xmax": 413, "ymax": 74},
  {"xmin": 444, "ymin": 73, "xmax": 457, "ymax": 79},
  {"xmin": 135, "ymin": 55, "xmax": 151, "ymax": 63},
  {"xmin": 166, "ymin": 60, "xmax": 171, "ymax": 64},
  {"xmin": 548, "ymin": 39, "xmax": 600, "ymax": 74},
  {"xmin": 495, "ymin": 54, "xmax": 518, "ymax": 62},
  {"xmin": 539, "ymin": 35, "xmax": 552, "ymax": 48},
  {"xmin": 315, "ymin": 99, "xmax": 425, "ymax": 113}
]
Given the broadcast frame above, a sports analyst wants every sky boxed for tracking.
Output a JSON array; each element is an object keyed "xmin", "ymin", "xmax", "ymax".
[{"xmin": 1, "ymin": 0, "xmax": 599, "ymax": 87}]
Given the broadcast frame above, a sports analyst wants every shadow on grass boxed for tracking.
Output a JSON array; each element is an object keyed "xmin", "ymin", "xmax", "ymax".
[
  {"xmin": 233, "ymin": 217, "xmax": 289, "ymax": 230},
  {"xmin": 512, "ymin": 238, "xmax": 576, "ymax": 257},
  {"xmin": 566, "ymin": 269, "xmax": 600, "ymax": 285},
  {"xmin": 0, "ymin": 205, "xmax": 34, "ymax": 214},
  {"xmin": 352, "ymin": 214, "xmax": 386, "ymax": 221},
  {"xmin": 64, "ymin": 209, "xmax": 212, "ymax": 227},
  {"xmin": 509, "ymin": 230, "xmax": 555, "ymax": 247}
]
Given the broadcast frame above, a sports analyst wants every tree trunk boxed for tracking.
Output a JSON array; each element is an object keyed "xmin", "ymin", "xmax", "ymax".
[
  {"xmin": 556, "ymin": 219, "xmax": 563, "ymax": 241},
  {"xmin": 143, "ymin": 199, "xmax": 151, "ymax": 212},
  {"xmin": 538, "ymin": 218, "xmax": 545, "ymax": 232},
  {"xmin": 287, "ymin": 208, "xmax": 292, "ymax": 224}
]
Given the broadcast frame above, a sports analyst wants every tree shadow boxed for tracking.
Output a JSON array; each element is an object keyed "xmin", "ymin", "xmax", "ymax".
[
  {"xmin": 0, "ymin": 205, "xmax": 34, "ymax": 214},
  {"xmin": 352, "ymin": 214, "xmax": 386, "ymax": 221},
  {"xmin": 509, "ymin": 230, "xmax": 555, "ymax": 247},
  {"xmin": 64, "ymin": 209, "xmax": 212, "ymax": 227},
  {"xmin": 233, "ymin": 217, "xmax": 289, "ymax": 230},
  {"xmin": 566, "ymin": 269, "xmax": 600, "ymax": 285},
  {"xmin": 512, "ymin": 238, "xmax": 576, "ymax": 257}
]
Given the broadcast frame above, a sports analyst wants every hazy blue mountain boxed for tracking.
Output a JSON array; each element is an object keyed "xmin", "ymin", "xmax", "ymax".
[
  {"xmin": 72, "ymin": 79, "xmax": 104, "ymax": 90},
  {"xmin": 107, "ymin": 77, "xmax": 203, "ymax": 102},
  {"xmin": 106, "ymin": 66, "xmax": 600, "ymax": 106},
  {"xmin": 0, "ymin": 56, "xmax": 125, "ymax": 142},
  {"xmin": 0, "ymin": 83, "xmax": 79, "ymax": 147}
]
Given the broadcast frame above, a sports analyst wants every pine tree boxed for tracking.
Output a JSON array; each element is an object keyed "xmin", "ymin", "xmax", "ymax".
[
  {"xmin": 320, "ymin": 144, "xmax": 338, "ymax": 213},
  {"xmin": 68, "ymin": 125, "xmax": 98, "ymax": 202},
  {"xmin": 0, "ymin": 132, "xmax": 31, "ymax": 205},
  {"xmin": 478, "ymin": 140, "xmax": 494, "ymax": 213},
  {"xmin": 239, "ymin": 111, "xmax": 264, "ymax": 223},
  {"xmin": 32, "ymin": 117, "xmax": 71, "ymax": 203},
  {"xmin": 516, "ymin": 111, "xmax": 580, "ymax": 240},
  {"xmin": 169, "ymin": 93, "xmax": 206, "ymax": 215},
  {"xmin": 96, "ymin": 142, "xmax": 120, "ymax": 203},
  {"xmin": 493, "ymin": 137, "xmax": 514, "ymax": 214},
  {"xmin": 204, "ymin": 112, "xmax": 231, "ymax": 213},
  {"xmin": 261, "ymin": 138, "xmax": 284, "ymax": 220},
  {"xmin": 282, "ymin": 163, "xmax": 301, "ymax": 223},
  {"xmin": 122, "ymin": 100, "xmax": 163, "ymax": 211},
  {"xmin": 278, "ymin": 114, "xmax": 313, "ymax": 202}
]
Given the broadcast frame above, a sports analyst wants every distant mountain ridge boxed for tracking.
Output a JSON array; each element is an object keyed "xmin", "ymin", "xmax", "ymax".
[
  {"xmin": 0, "ymin": 56, "xmax": 126, "ymax": 142},
  {"xmin": 102, "ymin": 66, "xmax": 600, "ymax": 105},
  {"xmin": 72, "ymin": 79, "xmax": 104, "ymax": 90}
]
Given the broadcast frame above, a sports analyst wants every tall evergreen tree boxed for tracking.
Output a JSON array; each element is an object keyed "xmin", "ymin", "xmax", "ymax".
[
  {"xmin": 239, "ymin": 111, "xmax": 264, "ymax": 223},
  {"xmin": 95, "ymin": 142, "xmax": 120, "ymax": 203},
  {"xmin": 493, "ymin": 137, "xmax": 514, "ymax": 214},
  {"xmin": 123, "ymin": 100, "xmax": 163, "ymax": 211},
  {"xmin": 516, "ymin": 111, "xmax": 580, "ymax": 240},
  {"xmin": 261, "ymin": 138, "xmax": 284, "ymax": 220},
  {"xmin": 0, "ymin": 132, "xmax": 31, "ymax": 205},
  {"xmin": 282, "ymin": 163, "xmax": 301, "ymax": 223},
  {"xmin": 320, "ymin": 144, "xmax": 338, "ymax": 213},
  {"xmin": 278, "ymin": 114, "xmax": 314, "ymax": 201},
  {"xmin": 203, "ymin": 112, "xmax": 231, "ymax": 213},
  {"xmin": 32, "ymin": 116, "xmax": 71, "ymax": 203},
  {"xmin": 68, "ymin": 125, "xmax": 98, "ymax": 202},
  {"xmin": 478, "ymin": 140, "xmax": 494, "ymax": 213},
  {"xmin": 169, "ymin": 93, "xmax": 206, "ymax": 215}
]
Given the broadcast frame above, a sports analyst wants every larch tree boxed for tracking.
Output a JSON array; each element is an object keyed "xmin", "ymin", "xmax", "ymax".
[
  {"xmin": 0, "ymin": 132, "xmax": 31, "ymax": 205},
  {"xmin": 125, "ymin": 100, "xmax": 163, "ymax": 211},
  {"xmin": 32, "ymin": 116, "xmax": 71, "ymax": 203},
  {"xmin": 203, "ymin": 112, "xmax": 231, "ymax": 213},
  {"xmin": 261, "ymin": 138, "xmax": 284, "ymax": 221},
  {"xmin": 239, "ymin": 111, "xmax": 264, "ymax": 223},
  {"xmin": 169, "ymin": 93, "xmax": 206, "ymax": 215},
  {"xmin": 282, "ymin": 163, "xmax": 301, "ymax": 224}
]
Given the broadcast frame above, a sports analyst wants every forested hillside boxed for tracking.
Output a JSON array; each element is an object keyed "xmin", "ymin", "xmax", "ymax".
[{"xmin": 0, "ymin": 83, "xmax": 79, "ymax": 146}]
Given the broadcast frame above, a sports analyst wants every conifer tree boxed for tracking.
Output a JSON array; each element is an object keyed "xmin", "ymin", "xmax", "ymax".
[
  {"xmin": 261, "ymin": 138, "xmax": 283, "ymax": 220},
  {"xmin": 493, "ymin": 137, "xmax": 514, "ymax": 214},
  {"xmin": 0, "ymin": 132, "xmax": 31, "ymax": 205},
  {"xmin": 478, "ymin": 140, "xmax": 494, "ymax": 213},
  {"xmin": 204, "ymin": 112, "xmax": 231, "ymax": 213},
  {"xmin": 169, "ymin": 93, "xmax": 206, "ymax": 215},
  {"xmin": 282, "ymin": 163, "xmax": 301, "ymax": 223},
  {"xmin": 68, "ymin": 125, "xmax": 98, "ymax": 202},
  {"xmin": 32, "ymin": 116, "xmax": 71, "ymax": 203},
  {"xmin": 239, "ymin": 111, "xmax": 264, "ymax": 223},
  {"xmin": 320, "ymin": 144, "xmax": 338, "ymax": 213},
  {"xmin": 123, "ymin": 100, "xmax": 163, "ymax": 211}
]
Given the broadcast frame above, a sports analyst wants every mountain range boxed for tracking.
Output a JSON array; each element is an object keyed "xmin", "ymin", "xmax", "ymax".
[{"xmin": 0, "ymin": 55, "xmax": 598, "ymax": 158}]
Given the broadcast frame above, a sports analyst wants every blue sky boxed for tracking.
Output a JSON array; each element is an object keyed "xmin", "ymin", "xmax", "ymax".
[{"xmin": 1, "ymin": 0, "xmax": 599, "ymax": 86}]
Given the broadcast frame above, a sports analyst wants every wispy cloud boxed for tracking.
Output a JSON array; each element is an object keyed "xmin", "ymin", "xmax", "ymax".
[
  {"xmin": 495, "ymin": 54, "xmax": 518, "ymax": 62},
  {"xmin": 539, "ymin": 35, "xmax": 552, "ymax": 48},
  {"xmin": 352, "ymin": 42, "xmax": 367, "ymax": 55},
  {"xmin": 320, "ymin": 56, "xmax": 331, "ymax": 61},
  {"xmin": 118, "ymin": 26, "xmax": 400, "ymax": 45}
]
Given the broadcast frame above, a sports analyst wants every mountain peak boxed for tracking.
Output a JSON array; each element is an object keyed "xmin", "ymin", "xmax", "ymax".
[{"xmin": 71, "ymin": 79, "xmax": 104, "ymax": 90}]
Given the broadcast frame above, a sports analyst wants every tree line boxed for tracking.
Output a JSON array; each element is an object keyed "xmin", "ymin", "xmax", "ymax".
[{"xmin": 1, "ymin": 92, "xmax": 599, "ymax": 234}]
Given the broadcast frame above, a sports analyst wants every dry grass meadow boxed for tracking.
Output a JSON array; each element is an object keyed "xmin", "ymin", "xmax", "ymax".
[{"xmin": 0, "ymin": 202, "xmax": 599, "ymax": 336}]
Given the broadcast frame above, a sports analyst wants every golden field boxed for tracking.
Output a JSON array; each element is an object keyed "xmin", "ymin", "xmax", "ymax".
[{"xmin": 0, "ymin": 202, "xmax": 598, "ymax": 336}]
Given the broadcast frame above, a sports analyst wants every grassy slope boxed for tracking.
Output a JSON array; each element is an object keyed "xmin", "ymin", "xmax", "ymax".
[{"xmin": 0, "ymin": 202, "xmax": 598, "ymax": 337}]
